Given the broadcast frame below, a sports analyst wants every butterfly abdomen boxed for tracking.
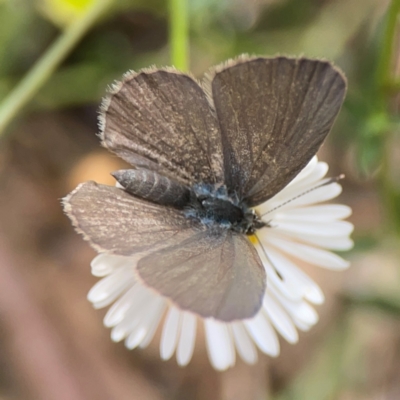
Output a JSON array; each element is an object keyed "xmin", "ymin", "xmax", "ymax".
[{"xmin": 112, "ymin": 169, "xmax": 191, "ymax": 208}]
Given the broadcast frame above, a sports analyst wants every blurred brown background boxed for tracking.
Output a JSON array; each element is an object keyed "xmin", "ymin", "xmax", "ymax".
[{"xmin": 0, "ymin": 0, "xmax": 399, "ymax": 399}]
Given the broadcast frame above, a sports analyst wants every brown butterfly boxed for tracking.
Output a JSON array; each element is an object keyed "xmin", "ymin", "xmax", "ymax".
[{"xmin": 63, "ymin": 56, "xmax": 346, "ymax": 322}]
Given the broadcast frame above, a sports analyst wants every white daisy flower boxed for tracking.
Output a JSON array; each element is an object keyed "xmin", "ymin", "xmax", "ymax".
[{"xmin": 87, "ymin": 156, "xmax": 353, "ymax": 371}]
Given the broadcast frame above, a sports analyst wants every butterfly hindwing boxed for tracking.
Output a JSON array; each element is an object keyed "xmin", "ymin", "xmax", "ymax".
[{"xmin": 136, "ymin": 229, "xmax": 266, "ymax": 321}]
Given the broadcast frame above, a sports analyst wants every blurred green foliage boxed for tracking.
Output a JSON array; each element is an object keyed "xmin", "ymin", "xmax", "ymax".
[{"xmin": 0, "ymin": 0, "xmax": 392, "ymax": 111}]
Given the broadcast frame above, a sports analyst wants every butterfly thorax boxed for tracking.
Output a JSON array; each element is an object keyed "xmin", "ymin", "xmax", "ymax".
[
  {"xmin": 185, "ymin": 183, "xmax": 266, "ymax": 235},
  {"xmin": 112, "ymin": 169, "xmax": 265, "ymax": 234}
]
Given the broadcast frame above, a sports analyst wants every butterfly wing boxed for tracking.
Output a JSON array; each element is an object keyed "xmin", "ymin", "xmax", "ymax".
[
  {"xmin": 63, "ymin": 181, "xmax": 204, "ymax": 255},
  {"xmin": 207, "ymin": 56, "xmax": 346, "ymax": 206},
  {"xmin": 100, "ymin": 68, "xmax": 224, "ymax": 185},
  {"xmin": 136, "ymin": 229, "xmax": 266, "ymax": 321},
  {"xmin": 63, "ymin": 182, "xmax": 266, "ymax": 321}
]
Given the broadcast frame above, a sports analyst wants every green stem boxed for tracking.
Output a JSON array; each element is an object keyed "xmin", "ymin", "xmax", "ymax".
[
  {"xmin": 376, "ymin": 0, "xmax": 400, "ymax": 90},
  {"xmin": 377, "ymin": 0, "xmax": 400, "ymax": 235},
  {"xmin": 0, "ymin": 0, "xmax": 113, "ymax": 137},
  {"xmin": 169, "ymin": 0, "xmax": 189, "ymax": 71}
]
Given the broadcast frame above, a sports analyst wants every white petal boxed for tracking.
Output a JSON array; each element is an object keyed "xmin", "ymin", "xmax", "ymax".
[
  {"xmin": 292, "ymin": 317, "xmax": 312, "ymax": 332},
  {"xmin": 256, "ymin": 163, "xmax": 334, "ymax": 218},
  {"xmin": 259, "ymin": 183, "xmax": 343, "ymax": 218},
  {"xmin": 276, "ymin": 162, "xmax": 329, "ymax": 201},
  {"xmin": 90, "ymin": 254, "xmax": 129, "ymax": 277},
  {"xmin": 254, "ymin": 241, "xmax": 304, "ymax": 302},
  {"xmin": 269, "ymin": 285, "xmax": 318, "ymax": 326},
  {"xmin": 87, "ymin": 266, "xmax": 135, "ymax": 309},
  {"xmin": 125, "ymin": 328, "xmax": 147, "ymax": 349},
  {"xmin": 111, "ymin": 323, "xmax": 137, "ymax": 343},
  {"xmin": 287, "ymin": 156, "xmax": 319, "ymax": 186},
  {"xmin": 231, "ymin": 322, "xmax": 258, "ymax": 365},
  {"xmin": 244, "ymin": 312, "xmax": 280, "ymax": 357},
  {"xmin": 263, "ymin": 293, "xmax": 298, "ymax": 344},
  {"xmin": 281, "ymin": 182, "xmax": 343, "ymax": 209},
  {"xmin": 204, "ymin": 319, "xmax": 235, "ymax": 371},
  {"xmin": 160, "ymin": 307, "xmax": 182, "ymax": 360},
  {"xmin": 110, "ymin": 289, "xmax": 156, "ymax": 342},
  {"xmin": 256, "ymin": 240, "xmax": 323, "ymax": 304},
  {"xmin": 139, "ymin": 300, "xmax": 167, "ymax": 349},
  {"xmin": 292, "ymin": 161, "xmax": 329, "ymax": 187},
  {"xmin": 264, "ymin": 247, "xmax": 325, "ymax": 305},
  {"xmin": 267, "ymin": 236, "xmax": 350, "ymax": 270},
  {"xmin": 104, "ymin": 284, "xmax": 144, "ymax": 327},
  {"xmin": 125, "ymin": 296, "xmax": 165, "ymax": 350},
  {"xmin": 260, "ymin": 159, "xmax": 325, "ymax": 211},
  {"xmin": 270, "ymin": 230, "xmax": 354, "ymax": 250},
  {"xmin": 273, "ymin": 204, "xmax": 352, "ymax": 222},
  {"xmin": 272, "ymin": 220, "xmax": 354, "ymax": 238},
  {"xmin": 176, "ymin": 312, "xmax": 197, "ymax": 366},
  {"xmin": 267, "ymin": 274, "xmax": 303, "ymax": 303}
]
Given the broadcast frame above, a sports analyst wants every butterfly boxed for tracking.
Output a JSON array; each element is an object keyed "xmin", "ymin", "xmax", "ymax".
[{"xmin": 63, "ymin": 55, "xmax": 346, "ymax": 322}]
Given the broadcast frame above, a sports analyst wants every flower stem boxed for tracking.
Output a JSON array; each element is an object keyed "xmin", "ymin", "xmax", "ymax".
[
  {"xmin": 0, "ymin": 0, "xmax": 113, "ymax": 137},
  {"xmin": 169, "ymin": 0, "xmax": 189, "ymax": 71},
  {"xmin": 376, "ymin": 0, "xmax": 400, "ymax": 91},
  {"xmin": 376, "ymin": 0, "xmax": 400, "ymax": 235}
]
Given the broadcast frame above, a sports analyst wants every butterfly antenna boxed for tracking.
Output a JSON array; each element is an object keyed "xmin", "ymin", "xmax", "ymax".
[
  {"xmin": 261, "ymin": 174, "xmax": 345, "ymax": 218},
  {"xmin": 254, "ymin": 233, "xmax": 283, "ymax": 280}
]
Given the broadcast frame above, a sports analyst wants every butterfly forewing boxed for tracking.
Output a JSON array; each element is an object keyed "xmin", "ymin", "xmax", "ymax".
[
  {"xmin": 63, "ymin": 181, "xmax": 205, "ymax": 255},
  {"xmin": 209, "ymin": 57, "xmax": 346, "ymax": 206},
  {"xmin": 136, "ymin": 230, "xmax": 266, "ymax": 321},
  {"xmin": 100, "ymin": 69, "xmax": 224, "ymax": 185}
]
